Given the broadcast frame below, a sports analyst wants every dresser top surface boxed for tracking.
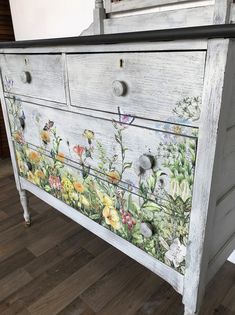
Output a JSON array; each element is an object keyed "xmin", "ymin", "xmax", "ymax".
[{"xmin": 0, "ymin": 24, "xmax": 235, "ymax": 50}]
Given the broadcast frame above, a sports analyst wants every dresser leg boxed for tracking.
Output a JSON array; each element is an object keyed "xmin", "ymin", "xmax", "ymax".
[
  {"xmin": 184, "ymin": 306, "xmax": 199, "ymax": 315},
  {"xmin": 19, "ymin": 190, "xmax": 31, "ymax": 227}
]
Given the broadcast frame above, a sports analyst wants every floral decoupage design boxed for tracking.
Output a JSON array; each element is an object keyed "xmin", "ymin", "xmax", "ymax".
[{"xmin": 6, "ymin": 80, "xmax": 201, "ymax": 274}]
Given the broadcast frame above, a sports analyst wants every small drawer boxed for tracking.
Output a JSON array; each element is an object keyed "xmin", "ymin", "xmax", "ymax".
[
  {"xmin": 67, "ymin": 51, "xmax": 206, "ymax": 127},
  {"xmin": 0, "ymin": 54, "xmax": 66, "ymax": 103}
]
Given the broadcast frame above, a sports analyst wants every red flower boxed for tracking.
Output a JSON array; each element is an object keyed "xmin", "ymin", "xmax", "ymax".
[{"xmin": 73, "ymin": 145, "xmax": 85, "ymax": 156}]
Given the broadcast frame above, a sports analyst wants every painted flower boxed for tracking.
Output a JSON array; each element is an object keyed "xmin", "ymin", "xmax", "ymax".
[
  {"xmin": 170, "ymin": 178, "xmax": 191, "ymax": 202},
  {"xmin": 83, "ymin": 129, "xmax": 94, "ymax": 142},
  {"xmin": 56, "ymin": 152, "xmax": 65, "ymax": 163},
  {"xmin": 74, "ymin": 182, "xmax": 85, "ymax": 193},
  {"xmin": 35, "ymin": 170, "xmax": 45, "ymax": 179},
  {"xmin": 165, "ymin": 238, "xmax": 186, "ymax": 268},
  {"xmin": 49, "ymin": 175, "xmax": 61, "ymax": 190},
  {"xmin": 172, "ymin": 125, "xmax": 182, "ymax": 135},
  {"xmin": 73, "ymin": 145, "xmax": 85, "ymax": 156},
  {"xmin": 80, "ymin": 195, "xmax": 90, "ymax": 208},
  {"xmin": 18, "ymin": 160, "xmax": 27, "ymax": 174},
  {"xmin": 28, "ymin": 150, "xmax": 41, "ymax": 163},
  {"xmin": 12, "ymin": 131, "xmax": 24, "ymax": 144},
  {"xmin": 27, "ymin": 171, "xmax": 36, "ymax": 184},
  {"xmin": 118, "ymin": 107, "xmax": 135, "ymax": 126},
  {"xmin": 107, "ymin": 170, "xmax": 121, "ymax": 184},
  {"xmin": 40, "ymin": 130, "xmax": 50, "ymax": 144},
  {"xmin": 61, "ymin": 177, "xmax": 74, "ymax": 193},
  {"xmin": 103, "ymin": 206, "xmax": 121, "ymax": 230}
]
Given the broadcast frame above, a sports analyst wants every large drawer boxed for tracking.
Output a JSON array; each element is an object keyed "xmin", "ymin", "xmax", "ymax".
[
  {"xmin": 0, "ymin": 54, "xmax": 66, "ymax": 103},
  {"xmin": 7, "ymin": 97, "xmax": 198, "ymax": 273},
  {"xmin": 67, "ymin": 51, "xmax": 206, "ymax": 126}
]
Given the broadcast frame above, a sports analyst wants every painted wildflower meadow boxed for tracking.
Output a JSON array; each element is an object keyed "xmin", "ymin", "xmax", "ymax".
[{"xmin": 6, "ymin": 90, "xmax": 200, "ymax": 274}]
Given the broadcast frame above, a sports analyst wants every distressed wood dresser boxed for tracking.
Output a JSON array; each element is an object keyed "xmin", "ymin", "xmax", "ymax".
[{"xmin": 1, "ymin": 1, "xmax": 235, "ymax": 314}]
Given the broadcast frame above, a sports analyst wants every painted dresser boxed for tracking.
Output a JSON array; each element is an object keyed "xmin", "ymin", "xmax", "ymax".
[{"xmin": 1, "ymin": 1, "xmax": 235, "ymax": 314}]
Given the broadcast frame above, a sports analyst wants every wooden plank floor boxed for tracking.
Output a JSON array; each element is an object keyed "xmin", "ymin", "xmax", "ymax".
[{"xmin": 0, "ymin": 159, "xmax": 234, "ymax": 315}]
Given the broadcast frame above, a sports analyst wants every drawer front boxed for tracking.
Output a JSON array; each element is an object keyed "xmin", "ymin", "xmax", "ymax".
[
  {"xmin": 0, "ymin": 54, "xmax": 66, "ymax": 103},
  {"xmin": 67, "ymin": 51, "xmax": 205, "ymax": 126},
  {"xmin": 7, "ymin": 97, "xmax": 198, "ymax": 273}
]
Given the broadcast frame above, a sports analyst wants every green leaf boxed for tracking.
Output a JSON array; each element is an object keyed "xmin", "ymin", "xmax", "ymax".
[
  {"xmin": 114, "ymin": 134, "xmax": 121, "ymax": 145},
  {"xmin": 44, "ymin": 185, "xmax": 51, "ymax": 192},
  {"xmin": 142, "ymin": 201, "xmax": 161, "ymax": 212}
]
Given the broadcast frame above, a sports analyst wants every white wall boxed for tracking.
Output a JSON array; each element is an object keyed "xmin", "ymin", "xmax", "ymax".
[{"xmin": 9, "ymin": 0, "xmax": 94, "ymax": 40}]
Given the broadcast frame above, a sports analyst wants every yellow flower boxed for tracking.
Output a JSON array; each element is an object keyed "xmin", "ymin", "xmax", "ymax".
[
  {"xmin": 103, "ymin": 206, "xmax": 121, "ymax": 230},
  {"xmin": 96, "ymin": 190, "xmax": 113, "ymax": 207},
  {"xmin": 56, "ymin": 152, "xmax": 65, "ymax": 163},
  {"xmin": 27, "ymin": 171, "xmax": 37, "ymax": 184},
  {"xmin": 28, "ymin": 150, "xmax": 41, "ymax": 163},
  {"xmin": 173, "ymin": 125, "xmax": 182, "ymax": 135},
  {"xmin": 18, "ymin": 160, "xmax": 27, "ymax": 173},
  {"xmin": 61, "ymin": 177, "xmax": 74, "ymax": 193},
  {"xmin": 40, "ymin": 130, "xmax": 50, "ymax": 144},
  {"xmin": 16, "ymin": 151, "xmax": 21, "ymax": 161},
  {"xmin": 80, "ymin": 195, "xmax": 90, "ymax": 208},
  {"xmin": 35, "ymin": 170, "xmax": 45, "ymax": 179},
  {"xmin": 69, "ymin": 192, "xmax": 79, "ymax": 201},
  {"xmin": 83, "ymin": 129, "xmax": 94, "ymax": 141},
  {"xmin": 74, "ymin": 182, "xmax": 85, "ymax": 193},
  {"xmin": 107, "ymin": 170, "xmax": 121, "ymax": 184}
]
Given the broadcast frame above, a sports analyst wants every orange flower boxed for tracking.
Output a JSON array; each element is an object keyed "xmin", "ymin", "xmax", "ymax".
[
  {"xmin": 74, "ymin": 182, "xmax": 85, "ymax": 193},
  {"xmin": 107, "ymin": 170, "xmax": 120, "ymax": 184},
  {"xmin": 12, "ymin": 131, "xmax": 24, "ymax": 144},
  {"xmin": 28, "ymin": 150, "xmax": 41, "ymax": 163},
  {"xmin": 56, "ymin": 152, "xmax": 65, "ymax": 163},
  {"xmin": 40, "ymin": 130, "xmax": 50, "ymax": 144},
  {"xmin": 35, "ymin": 170, "xmax": 45, "ymax": 179}
]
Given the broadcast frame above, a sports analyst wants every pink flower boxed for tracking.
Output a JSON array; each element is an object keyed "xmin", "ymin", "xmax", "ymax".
[
  {"xmin": 73, "ymin": 145, "xmax": 85, "ymax": 156},
  {"xmin": 49, "ymin": 175, "xmax": 61, "ymax": 190}
]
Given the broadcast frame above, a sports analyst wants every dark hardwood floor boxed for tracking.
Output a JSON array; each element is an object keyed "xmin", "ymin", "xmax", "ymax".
[{"xmin": 0, "ymin": 159, "xmax": 234, "ymax": 315}]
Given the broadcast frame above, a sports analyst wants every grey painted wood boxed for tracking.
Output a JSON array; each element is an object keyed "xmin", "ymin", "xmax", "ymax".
[
  {"xmin": 0, "ymin": 54, "xmax": 66, "ymax": 103},
  {"xmin": 94, "ymin": 0, "xmax": 105, "ymax": 35},
  {"xmin": 213, "ymin": 0, "xmax": 233, "ymax": 24},
  {"xmin": 105, "ymin": 0, "xmax": 210, "ymax": 13},
  {"xmin": 103, "ymin": 6, "xmax": 213, "ymax": 33},
  {"xmin": 67, "ymin": 51, "xmax": 205, "ymax": 127},
  {"xmin": 183, "ymin": 39, "xmax": 233, "ymax": 313}
]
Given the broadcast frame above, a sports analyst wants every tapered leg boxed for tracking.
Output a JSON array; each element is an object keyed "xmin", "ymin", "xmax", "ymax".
[
  {"xmin": 19, "ymin": 190, "xmax": 31, "ymax": 226},
  {"xmin": 184, "ymin": 307, "xmax": 199, "ymax": 315}
]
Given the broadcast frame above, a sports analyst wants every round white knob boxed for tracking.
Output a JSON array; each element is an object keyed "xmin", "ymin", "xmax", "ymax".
[
  {"xmin": 139, "ymin": 155, "xmax": 155, "ymax": 170},
  {"xmin": 112, "ymin": 80, "xmax": 127, "ymax": 97},
  {"xmin": 140, "ymin": 223, "xmax": 153, "ymax": 238},
  {"xmin": 21, "ymin": 71, "xmax": 31, "ymax": 84}
]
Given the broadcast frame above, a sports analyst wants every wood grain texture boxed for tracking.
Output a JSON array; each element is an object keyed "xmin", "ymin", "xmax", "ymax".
[
  {"xmin": 67, "ymin": 51, "xmax": 205, "ymax": 126},
  {"xmin": 0, "ymin": 167, "xmax": 234, "ymax": 315},
  {"xmin": 103, "ymin": 6, "xmax": 213, "ymax": 33},
  {"xmin": 105, "ymin": 0, "xmax": 210, "ymax": 13},
  {"xmin": 183, "ymin": 39, "xmax": 233, "ymax": 313},
  {"xmin": 0, "ymin": 54, "xmax": 66, "ymax": 103}
]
